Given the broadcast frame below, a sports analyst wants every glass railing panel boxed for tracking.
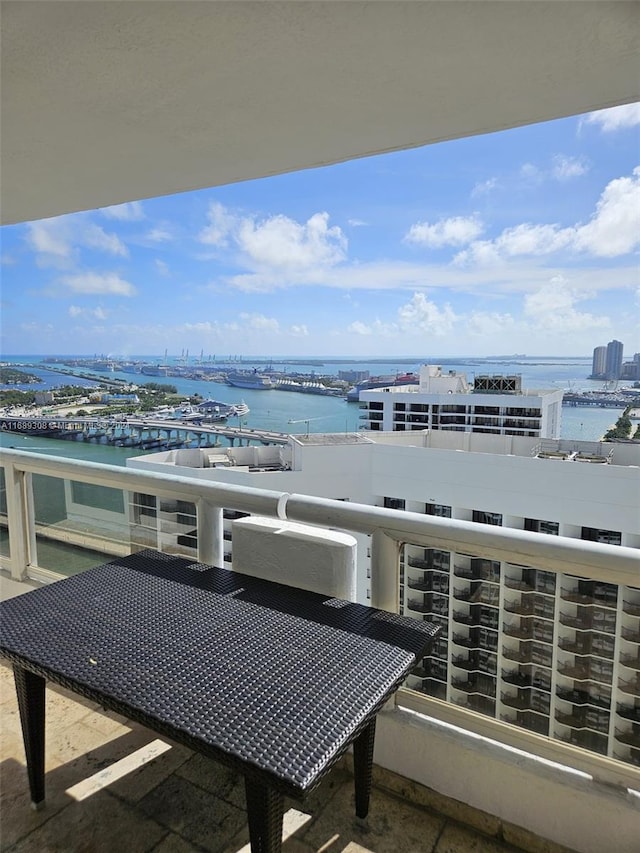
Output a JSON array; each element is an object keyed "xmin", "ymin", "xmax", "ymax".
[
  {"xmin": 0, "ymin": 466, "xmax": 8, "ymax": 559},
  {"xmin": 31, "ymin": 473, "xmax": 132, "ymax": 575},
  {"xmin": 25, "ymin": 475, "xmax": 201, "ymax": 575}
]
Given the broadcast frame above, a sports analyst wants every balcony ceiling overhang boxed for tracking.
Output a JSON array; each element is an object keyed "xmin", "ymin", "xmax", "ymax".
[{"xmin": 1, "ymin": 0, "xmax": 638, "ymax": 225}]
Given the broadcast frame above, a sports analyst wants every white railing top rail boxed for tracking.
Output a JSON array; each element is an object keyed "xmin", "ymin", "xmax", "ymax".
[{"xmin": 2, "ymin": 447, "xmax": 639, "ymax": 588}]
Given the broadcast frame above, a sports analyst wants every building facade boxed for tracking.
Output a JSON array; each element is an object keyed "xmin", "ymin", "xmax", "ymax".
[
  {"xmin": 358, "ymin": 365, "xmax": 563, "ymax": 439},
  {"xmin": 605, "ymin": 340, "xmax": 624, "ymax": 381},
  {"xmin": 591, "ymin": 346, "xmax": 607, "ymax": 379}
]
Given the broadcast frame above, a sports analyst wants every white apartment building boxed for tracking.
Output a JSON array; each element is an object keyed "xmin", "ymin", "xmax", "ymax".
[
  {"xmin": 359, "ymin": 365, "xmax": 563, "ymax": 439},
  {"xmin": 129, "ymin": 430, "xmax": 640, "ymax": 770}
]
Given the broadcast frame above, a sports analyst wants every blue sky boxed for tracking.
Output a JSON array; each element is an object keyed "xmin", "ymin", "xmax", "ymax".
[{"xmin": 1, "ymin": 102, "xmax": 638, "ymax": 359}]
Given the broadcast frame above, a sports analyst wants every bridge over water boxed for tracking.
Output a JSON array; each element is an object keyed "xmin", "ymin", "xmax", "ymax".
[{"xmin": 0, "ymin": 416, "xmax": 290, "ymax": 448}]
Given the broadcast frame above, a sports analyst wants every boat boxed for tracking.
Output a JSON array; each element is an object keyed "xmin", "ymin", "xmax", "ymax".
[
  {"xmin": 230, "ymin": 401, "xmax": 250, "ymax": 417},
  {"xmin": 346, "ymin": 372, "xmax": 420, "ymax": 402},
  {"xmin": 226, "ymin": 371, "xmax": 274, "ymax": 390},
  {"xmin": 196, "ymin": 399, "xmax": 251, "ymax": 421}
]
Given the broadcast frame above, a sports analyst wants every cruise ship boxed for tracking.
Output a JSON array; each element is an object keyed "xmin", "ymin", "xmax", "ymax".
[
  {"xmin": 346, "ymin": 372, "xmax": 419, "ymax": 402},
  {"xmin": 226, "ymin": 371, "xmax": 274, "ymax": 390}
]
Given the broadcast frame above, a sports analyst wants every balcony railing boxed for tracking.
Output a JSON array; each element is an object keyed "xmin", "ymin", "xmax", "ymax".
[{"xmin": 1, "ymin": 446, "xmax": 639, "ymax": 797}]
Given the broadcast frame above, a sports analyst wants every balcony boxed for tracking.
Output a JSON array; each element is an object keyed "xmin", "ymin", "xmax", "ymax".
[{"xmin": 1, "ymin": 448, "xmax": 639, "ymax": 852}]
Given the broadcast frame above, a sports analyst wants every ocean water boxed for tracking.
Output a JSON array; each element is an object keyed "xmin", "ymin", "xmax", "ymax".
[{"xmin": 0, "ymin": 354, "xmax": 625, "ymax": 464}]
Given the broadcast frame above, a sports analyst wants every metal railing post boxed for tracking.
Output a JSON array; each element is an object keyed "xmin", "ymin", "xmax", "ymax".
[
  {"xmin": 4, "ymin": 461, "xmax": 31, "ymax": 579},
  {"xmin": 197, "ymin": 499, "xmax": 223, "ymax": 567},
  {"xmin": 370, "ymin": 529, "xmax": 401, "ymax": 612}
]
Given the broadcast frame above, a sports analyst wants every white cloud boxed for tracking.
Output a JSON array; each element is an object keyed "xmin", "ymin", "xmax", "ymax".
[
  {"xmin": 465, "ymin": 311, "xmax": 516, "ymax": 338},
  {"xmin": 471, "ymin": 178, "xmax": 498, "ymax": 198},
  {"xmin": 199, "ymin": 201, "xmax": 236, "ymax": 247},
  {"xmin": 290, "ymin": 324, "xmax": 309, "ymax": 337},
  {"xmin": 69, "ymin": 305, "xmax": 108, "ymax": 320},
  {"xmin": 396, "ymin": 292, "xmax": 456, "ymax": 335},
  {"xmin": 26, "ymin": 219, "xmax": 72, "ymax": 259},
  {"xmin": 348, "ymin": 218, "xmax": 368, "ymax": 227},
  {"xmin": 26, "ymin": 215, "xmax": 129, "ymax": 264},
  {"xmin": 584, "ymin": 103, "xmax": 640, "ymax": 133},
  {"xmin": 498, "ymin": 223, "xmax": 575, "ymax": 257},
  {"xmin": 84, "ymin": 224, "xmax": 128, "ymax": 257},
  {"xmin": 239, "ymin": 312, "xmax": 280, "ymax": 333},
  {"xmin": 347, "ymin": 320, "xmax": 374, "ymax": 336},
  {"xmin": 60, "ymin": 272, "xmax": 136, "ymax": 296},
  {"xmin": 155, "ymin": 259, "xmax": 170, "ymax": 277},
  {"xmin": 237, "ymin": 211, "xmax": 346, "ymax": 270},
  {"xmin": 404, "ymin": 216, "xmax": 483, "ymax": 248},
  {"xmin": 101, "ymin": 201, "xmax": 145, "ymax": 220},
  {"xmin": 552, "ymin": 155, "xmax": 589, "ymax": 181},
  {"xmin": 181, "ymin": 322, "xmax": 215, "ymax": 334},
  {"xmin": 456, "ymin": 168, "xmax": 640, "ymax": 264},
  {"xmin": 346, "ymin": 294, "xmax": 456, "ymax": 340},
  {"xmin": 574, "ymin": 167, "xmax": 640, "ymax": 257},
  {"xmin": 523, "ymin": 281, "xmax": 609, "ymax": 333},
  {"xmin": 520, "ymin": 163, "xmax": 542, "ymax": 183},
  {"xmin": 200, "ymin": 202, "xmax": 347, "ymax": 276},
  {"xmin": 453, "ymin": 242, "xmax": 502, "ymax": 268},
  {"xmin": 146, "ymin": 227, "xmax": 173, "ymax": 243}
]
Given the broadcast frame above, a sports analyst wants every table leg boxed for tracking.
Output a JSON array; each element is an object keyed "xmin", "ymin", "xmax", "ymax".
[
  {"xmin": 244, "ymin": 777, "xmax": 284, "ymax": 853},
  {"xmin": 14, "ymin": 666, "xmax": 46, "ymax": 809},
  {"xmin": 353, "ymin": 717, "xmax": 376, "ymax": 819}
]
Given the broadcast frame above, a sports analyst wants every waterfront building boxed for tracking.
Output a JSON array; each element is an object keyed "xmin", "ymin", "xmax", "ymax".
[
  {"xmin": 129, "ymin": 430, "xmax": 640, "ymax": 769},
  {"xmin": 605, "ymin": 340, "xmax": 624, "ymax": 381},
  {"xmin": 357, "ymin": 365, "xmax": 563, "ymax": 439},
  {"xmin": 338, "ymin": 369, "xmax": 370, "ymax": 383},
  {"xmin": 621, "ymin": 354, "xmax": 640, "ymax": 382},
  {"xmin": 591, "ymin": 346, "xmax": 607, "ymax": 379}
]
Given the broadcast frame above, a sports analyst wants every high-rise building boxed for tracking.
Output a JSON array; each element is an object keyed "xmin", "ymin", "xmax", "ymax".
[
  {"xmin": 591, "ymin": 346, "xmax": 606, "ymax": 379},
  {"xmin": 605, "ymin": 339, "xmax": 624, "ymax": 381},
  {"xmin": 357, "ymin": 365, "xmax": 563, "ymax": 439}
]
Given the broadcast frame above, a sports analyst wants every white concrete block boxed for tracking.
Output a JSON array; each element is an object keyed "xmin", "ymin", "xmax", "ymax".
[{"xmin": 231, "ymin": 516, "xmax": 357, "ymax": 600}]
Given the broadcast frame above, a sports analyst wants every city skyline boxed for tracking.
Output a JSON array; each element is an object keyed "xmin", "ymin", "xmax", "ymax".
[
  {"xmin": 590, "ymin": 338, "xmax": 640, "ymax": 381},
  {"xmin": 1, "ymin": 103, "xmax": 638, "ymax": 358}
]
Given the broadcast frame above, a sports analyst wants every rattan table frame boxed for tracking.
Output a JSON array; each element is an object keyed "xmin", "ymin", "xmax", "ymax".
[{"xmin": 0, "ymin": 550, "xmax": 440, "ymax": 853}]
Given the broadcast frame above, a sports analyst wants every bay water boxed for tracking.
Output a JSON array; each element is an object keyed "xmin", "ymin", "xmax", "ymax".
[{"xmin": 0, "ymin": 355, "xmax": 623, "ymax": 465}]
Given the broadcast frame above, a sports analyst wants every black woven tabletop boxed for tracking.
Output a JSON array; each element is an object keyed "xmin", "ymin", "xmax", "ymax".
[{"xmin": 0, "ymin": 549, "xmax": 439, "ymax": 799}]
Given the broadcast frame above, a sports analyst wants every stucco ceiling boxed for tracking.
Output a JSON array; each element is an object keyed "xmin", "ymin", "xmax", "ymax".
[{"xmin": 1, "ymin": 1, "xmax": 638, "ymax": 225}]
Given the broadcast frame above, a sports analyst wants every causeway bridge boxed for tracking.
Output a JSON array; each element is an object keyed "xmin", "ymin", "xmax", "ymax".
[{"xmin": 0, "ymin": 416, "xmax": 290, "ymax": 448}]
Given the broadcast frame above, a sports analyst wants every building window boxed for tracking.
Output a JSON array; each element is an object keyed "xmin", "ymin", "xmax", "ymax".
[
  {"xmin": 384, "ymin": 497, "xmax": 406, "ymax": 510},
  {"xmin": 524, "ymin": 518, "xmax": 559, "ymax": 536},
  {"xmin": 581, "ymin": 527, "xmax": 622, "ymax": 546},
  {"xmin": 474, "ymin": 406, "xmax": 499, "ymax": 415},
  {"xmin": 425, "ymin": 503, "xmax": 452, "ymax": 518},
  {"xmin": 472, "ymin": 510, "xmax": 502, "ymax": 526}
]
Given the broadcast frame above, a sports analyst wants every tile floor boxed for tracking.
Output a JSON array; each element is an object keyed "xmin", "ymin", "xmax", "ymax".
[{"xmin": 0, "ymin": 660, "xmax": 545, "ymax": 853}]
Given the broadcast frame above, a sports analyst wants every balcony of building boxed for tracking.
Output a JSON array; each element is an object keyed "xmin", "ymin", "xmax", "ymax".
[
  {"xmin": 3, "ymin": 3, "xmax": 639, "ymax": 850},
  {"xmin": 1, "ymin": 448, "xmax": 639, "ymax": 852}
]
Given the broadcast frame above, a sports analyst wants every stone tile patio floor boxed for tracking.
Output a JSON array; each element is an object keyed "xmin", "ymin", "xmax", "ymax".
[{"xmin": 0, "ymin": 661, "xmax": 567, "ymax": 853}]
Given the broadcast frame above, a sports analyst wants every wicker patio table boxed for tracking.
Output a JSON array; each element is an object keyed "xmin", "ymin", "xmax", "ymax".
[{"xmin": 0, "ymin": 549, "xmax": 440, "ymax": 853}]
